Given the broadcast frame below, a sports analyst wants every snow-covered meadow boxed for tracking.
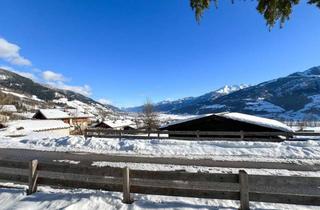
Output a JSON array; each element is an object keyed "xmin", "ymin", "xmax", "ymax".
[
  {"xmin": 1, "ymin": 122, "xmax": 320, "ymax": 209},
  {"xmin": 1, "ymin": 184, "xmax": 319, "ymax": 210},
  {"xmin": 1, "ymin": 131, "xmax": 320, "ymax": 162}
]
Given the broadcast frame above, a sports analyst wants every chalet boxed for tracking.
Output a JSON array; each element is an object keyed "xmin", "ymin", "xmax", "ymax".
[
  {"xmin": 0, "ymin": 105, "xmax": 17, "ymax": 113},
  {"xmin": 93, "ymin": 119, "xmax": 137, "ymax": 130},
  {"xmin": 32, "ymin": 109, "xmax": 92, "ymax": 129},
  {"xmin": 160, "ymin": 112, "xmax": 294, "ymax": 138},
  {"xmin": 33, "ymin": 109, "xmax": 70, "ymax": 122},
  {"xmin": 67, "ymin": 110, "xmax": 94, "ymax": 129}
]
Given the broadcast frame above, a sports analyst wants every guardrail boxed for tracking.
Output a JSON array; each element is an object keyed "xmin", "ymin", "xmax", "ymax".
[
  {"xmin": 0, "ymin": 159, "xmax": 319, "ymax": 209},
  {"xmin": 84, "ymin": 128, "xmax": 296, "ymax": 142},
  {"xmin": 84, "ymin": 128, "xmax": 320, "ymax": 141}
]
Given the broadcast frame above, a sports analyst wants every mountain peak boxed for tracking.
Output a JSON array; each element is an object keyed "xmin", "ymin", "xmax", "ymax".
[
  {"xmin": 215, "ymin": 84, "xmax": 250, "ymax": 95},
  {"xmin": 304, "ymin": 66, "xmax": 320, "ymax": 76},
  {"xmin": 289, "ymin": 66, "xmax": 320, "ymax": 77}
]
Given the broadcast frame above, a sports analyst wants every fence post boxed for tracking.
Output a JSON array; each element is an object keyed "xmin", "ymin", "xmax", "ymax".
[
  {"xmin": 239, "ymin": 170, "xmax": 249, "ymax": 210},
  {"xmin": 122, "ymin": 167, "xmax": 133, "ymax": 204},
  {"xmin": 27, "ymin": 159, "xmax": 38, "ymax": 195},
  {"xmin": 240, "ymin": 130, "xmax": 244, "ymax": 140},
  {"xmin": 285, "ymin": 132, "xmax": 289, "ymax": 140},
  {"xmin": 84, "ymin": 129, "xmax": 87, "ymax": 139},
  {"xmin": 196, "ymin": 130, "xmax": 200, "ymax": 139}
]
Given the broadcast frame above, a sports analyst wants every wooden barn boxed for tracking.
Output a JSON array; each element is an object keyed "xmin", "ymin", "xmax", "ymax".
[
  {"xmin": 33, "ymin": 109, "xmax": 70, "ymax": 122},
  {"xmin": 160, "ymin": 112, "xmax": 293, "ymax": 138},
  {"xmin": 33, "ymin": 109, "xmax": 92, "ymax": 129}
]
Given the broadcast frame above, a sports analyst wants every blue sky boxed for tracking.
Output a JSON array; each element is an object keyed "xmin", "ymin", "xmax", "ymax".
[{"xmin": 0, "ymin": 0, "xmax": 320, "ymax": 107}]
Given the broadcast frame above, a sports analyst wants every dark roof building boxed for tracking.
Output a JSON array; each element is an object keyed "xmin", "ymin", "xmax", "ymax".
[
  {"xmin": 161, "ymin": 112, "xmax": 293, "ymax": 138},
  {"xmin": 93, "ymin": 119, "xmax": 137, "ymax": 130}
]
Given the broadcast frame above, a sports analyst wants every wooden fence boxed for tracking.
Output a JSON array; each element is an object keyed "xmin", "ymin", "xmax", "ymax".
[
  {"xmin": 84, "ymin": 128, "xmax": 319, "ymax": 141},
  {"xmin": 0, "ymin": 159, "xmax": 319, "ymax": 209}
]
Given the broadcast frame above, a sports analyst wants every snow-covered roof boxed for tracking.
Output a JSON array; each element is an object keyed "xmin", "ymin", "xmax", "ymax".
[
  {"xmin": 216, "ymin": 112, "xmax": 293, "ymax": 133},
  {"xmin": 0, "ymin": 105, "xmax": 17, "ymax": 113},
  {"xmin": 161, "ymin": 112, "xmax": 293, "ymax": 133},
  {"xmin": 161, "ymin": 114, "xmax": 213, "ymax": 128},
  {"xmin": 6, "ymin": 120, "xmax": 70, "ymax": 132},
  {"xmin": 103, "ymin": 119, "xmax": 136, "ymax": 129},
  {"xmin": 67, "ymin": 109, "xmax": 95, "ymax": 118},
  {"xmin": 36, "ymin": 109, "xmax": 70, "ymax": 119}
]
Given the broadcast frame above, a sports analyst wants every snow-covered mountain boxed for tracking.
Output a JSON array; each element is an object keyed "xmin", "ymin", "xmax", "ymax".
[
  {"xmin": 204, "ymin": 66, "xmax": 320, "ymax": 120},
  {"xmin": 126, "ymin": 66, "xmax": 320, "ymax": 120},
  {"xmin": 4, "ymin": 65, "xmax": 320, "ymax": 121},
  {"xmin": 0, "ymin": 68, "xmax": 118, "ymax": 117},
  {"xmin": 125, "ymin": 84, "xmax": 250, "ymax": 113}
]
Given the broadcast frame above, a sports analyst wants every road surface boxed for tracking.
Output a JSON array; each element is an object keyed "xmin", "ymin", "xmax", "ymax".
[{"xmin": 0, "ymin": 148, "xmax": 319, "ymax": 171}]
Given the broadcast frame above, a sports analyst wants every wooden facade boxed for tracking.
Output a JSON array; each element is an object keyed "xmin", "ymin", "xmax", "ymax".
[
  {"xmin": 93, "ymin": 121, "xmax": 113, "ymax": 129},
  {"xmin": 32, "ymin": 109, "xmax": 91, "ymax": 129},
  {"xmin": 161, "ymin": 114, "xmax": 293, "ymax": 138}
]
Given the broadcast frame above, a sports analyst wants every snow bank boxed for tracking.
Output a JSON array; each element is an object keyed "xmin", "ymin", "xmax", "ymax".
[
  {"xmin": 92, "ymin": 161, "xmax": 320, "ymax": 177},
  {"xmin": 2, "ymin": 120, "xmax": 70, "ymax": 137},
  {"xmin": 1, "ymin": 133, "xmax": 320, "ymax": 161},
  {"xmin": 0, "ymin": 185, "xmax": 318, "ymax": 210},
  {"xmin": 6, "ymin": 120, "xmax": 70, "ymax": 132}
]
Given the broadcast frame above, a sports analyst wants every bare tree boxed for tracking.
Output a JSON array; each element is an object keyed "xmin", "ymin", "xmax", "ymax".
[
  {"xmin": 0, "ymin": 104, "xmax": 5, "ymax": 124},
  {"xmin": 133, "ymin": 115, "xmax": 142, "ymax": 129},
  {"xmin": 141, "ymin": 99, "xmax": 159, "ymax": 131},
  {"xmin": 0, "ymin": 93, "xmax": 7, "ymax": 124}
]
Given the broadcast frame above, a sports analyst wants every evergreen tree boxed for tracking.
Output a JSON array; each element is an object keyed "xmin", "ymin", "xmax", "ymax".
[{"xmin": 190, "ymin": 0, "xmax": 320, "ymax": 28}]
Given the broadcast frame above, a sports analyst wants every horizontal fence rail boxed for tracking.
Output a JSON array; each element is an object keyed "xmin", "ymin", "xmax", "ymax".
[
  {"xmin": 0, "ymin": 159, "xmax": 319, "ymax": 209},
  {"xmin": 84, "ymin": 128, "xmax": 300, "ymax": 142}
]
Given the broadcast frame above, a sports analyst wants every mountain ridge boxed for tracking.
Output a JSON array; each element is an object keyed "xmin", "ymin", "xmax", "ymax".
[
  {"xmin": 0, "ymin": 68, "xmax": 118, "ymax": 116},
  {"xmin": 125, "ymin": 84, "xmax": 250, "ymax": 113},
  {"xmin": 127, "ymin": 66, "xmax": 320, "ymax": 120}
]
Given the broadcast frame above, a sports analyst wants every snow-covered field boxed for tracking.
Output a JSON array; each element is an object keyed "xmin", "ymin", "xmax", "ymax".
[
  {"xmin": 0, "ymin": 183, "xmax": 318, "ymax": 210},
  {"xmin": 1, "ymin": 132, "xmax": 320, "ymax": 162},
  {"xmin": 1, "ymin": 129, "xmax": 320, "ymax": 209}
]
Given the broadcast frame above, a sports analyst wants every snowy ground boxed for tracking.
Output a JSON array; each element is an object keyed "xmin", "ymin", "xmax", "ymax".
[
  {"xmin": 1, "ymin": 131, "xmax": 320, "ymax": 209},
  {"xmin": 0, "ymin": 183, "xmax": 318, "ymax": 210},
  {"xmin": 1, "ymin": 132, "xmax": 320, "ymax": 162}
]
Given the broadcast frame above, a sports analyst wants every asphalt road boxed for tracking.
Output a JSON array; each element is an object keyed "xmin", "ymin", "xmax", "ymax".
[{"xmin": 0, "ymin": 148, "xmax": 319, "ymax": 171}]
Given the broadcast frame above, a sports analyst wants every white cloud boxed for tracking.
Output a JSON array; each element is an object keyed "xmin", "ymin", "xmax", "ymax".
[
  {"xmin": 0, "ymin": 65, "xmax": 38, "ymax": 81},
  {"xmin": 16, "ymin": 71, "xmax": 37, "ymax": 81},
  {"xmin": 0, "ymin": 37, "xmax": 93, "ymax": 97},
  {"xmin": 98, "ymin": 98, "xmax": 112, "ymax": 105},
  {"xmin": 42, "ymin": 70, "xmax": 91, "ymax": 96},
  {"xmin": 62, "ymin": 84, "xmax": 92, "ymax": 97},
  {"xmin": 42, "ymin": 70, "xmax": 66, "ymax": 82},
  {"xmin": 0, "ymin": 38, "xmax": 32, "ymax": 66},
  {"xmin": 0, "ymin": 65, "xmax": 14, "ymax": 71},
  {"xmin": 46, "ymin": 81, "xmax": 92, "ymax": 96}
]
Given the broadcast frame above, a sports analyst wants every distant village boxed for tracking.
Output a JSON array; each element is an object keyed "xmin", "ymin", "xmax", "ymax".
[
  {"xmin": 0, "ymin": 104, "xmax": 141, "ymax": 136},
  {"xmin": 1, "ymin": 101, "xmax": 320, "ymax": 139}
]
